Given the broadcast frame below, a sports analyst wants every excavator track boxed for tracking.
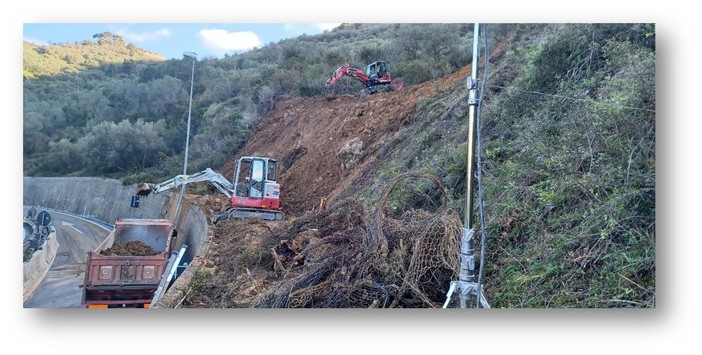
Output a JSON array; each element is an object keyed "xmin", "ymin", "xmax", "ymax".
[{"xmin": 213, "ymin": 207, "xmax": 285, "ymax": 224}]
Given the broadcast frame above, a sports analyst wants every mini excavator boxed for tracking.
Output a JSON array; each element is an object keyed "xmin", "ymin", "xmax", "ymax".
[
  {"xmin": 137, "ymin": 156, "xmax": 284, "ymax": 223},
  {"xmin": 323, "ymin": 61, "xmax": 404, "ymax": 96}
]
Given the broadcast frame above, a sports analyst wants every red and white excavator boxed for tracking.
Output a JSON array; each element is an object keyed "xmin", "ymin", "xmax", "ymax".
[
  {"xmin": 324, "ymin": 61, "xmax": 403, "ymax": 96},
  {"xmin": 137, "ymin": 156, "xmax": 284, "ymax": 223}
]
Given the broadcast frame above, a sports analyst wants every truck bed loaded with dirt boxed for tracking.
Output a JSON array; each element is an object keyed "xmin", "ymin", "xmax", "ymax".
[{"xmin": 81, "ymin": 218, "xmax": 176, "ymax": 308}]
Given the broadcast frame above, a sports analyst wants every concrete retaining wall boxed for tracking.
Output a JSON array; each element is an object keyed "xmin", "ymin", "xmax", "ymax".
[
  {"xmin": 152, "ymin": 219, "xmax": 212, "ymax": 309},
  {"xmin": 151, "ymin": 196, "xmax": 211, "ymax": 308},
  {"xmin": 23, "ymin": 177, "xmax": 212, "ymax": 307},
  {"xmin": 171, "ymin": 202, "xmax": 210, "ymax": 262},
  {"xmin": 23, "ymin": 177, "xmax": 171, "ymax": 224}
]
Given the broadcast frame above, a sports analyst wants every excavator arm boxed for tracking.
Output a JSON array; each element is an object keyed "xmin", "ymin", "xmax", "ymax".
[
  {"xmin": 324, "ymin": 63, "xmax": 371, "ymax": 93},
  {"xmin": 135, "ymin": 156, "xmax": 285, "ymax": 223},
  {"xmin": 137, "ymin": 168, "xmax": 235, "ymax": 198},
  {"xmin": 324, "ymin": 61, "xmax": 403, "ymax": 96}
]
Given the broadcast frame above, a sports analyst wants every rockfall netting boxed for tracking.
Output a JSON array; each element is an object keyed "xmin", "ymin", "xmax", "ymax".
[{"xmin": 251, "ymin": 172, "xmax": 463, "ymax": 308}]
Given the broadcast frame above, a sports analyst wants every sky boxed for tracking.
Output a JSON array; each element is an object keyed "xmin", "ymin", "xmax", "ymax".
[{"xmin": 23, "ymin": 23, "xmax": 341, "ymax": 60}]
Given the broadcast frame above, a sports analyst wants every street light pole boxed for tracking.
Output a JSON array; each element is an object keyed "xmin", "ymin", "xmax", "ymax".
[{"xmin": 174, "ymin": 51, "xmax": 197, "ymax": 223}]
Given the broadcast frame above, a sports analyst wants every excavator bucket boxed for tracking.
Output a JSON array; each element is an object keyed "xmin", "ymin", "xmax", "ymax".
[
  {"xmin": 136, "ymin": 183, "xmax": 154, "ymax": 197},
  {"xmin": 323, "ymin": 85, "xmax": 338, "ymax": 100}
]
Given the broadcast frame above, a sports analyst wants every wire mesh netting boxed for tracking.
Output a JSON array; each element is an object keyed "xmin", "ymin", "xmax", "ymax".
[{"xmin": 250, "ymin": 172, "xmax": 462, "ymax": 308}]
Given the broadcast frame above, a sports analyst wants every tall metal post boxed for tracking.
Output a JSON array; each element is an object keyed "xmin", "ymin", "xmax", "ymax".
[
  {"xmin": 465, "ymin": 23, "xmax": 480, "ymax": 230},
  {"xmin": 458, "ymin": 23, "xmax": 481, "ymax": 308},
  {"xmin": 174, "ymin": 52, "xmax": 197, "ymax": 223},
  {"xmin": 443, "ymin": 23, "xmax": 490, "ymax": 309}
]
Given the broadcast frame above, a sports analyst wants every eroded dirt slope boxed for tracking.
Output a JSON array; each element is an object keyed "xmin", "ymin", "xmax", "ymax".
[
  {"xmin": 181, "ymin": 33, "xmax": 516, "ymax": 308},
  {"xmin": 221, "ymin": 69, "xmax": 465, "ymax": 216},
  {"xmin": 220, "ymin": 31, "xmax": 514, "ymax": 218}
]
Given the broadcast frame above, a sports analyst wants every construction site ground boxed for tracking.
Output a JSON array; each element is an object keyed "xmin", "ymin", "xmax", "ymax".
[{"xmin": 179, "ymin": 34, "xmax": 514, "ymax": 308}]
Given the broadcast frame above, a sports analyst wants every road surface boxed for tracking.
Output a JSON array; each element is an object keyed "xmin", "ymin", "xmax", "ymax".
[{"xmin": 23, "ymin": 210, "xmax": 112, "ymax": 308}]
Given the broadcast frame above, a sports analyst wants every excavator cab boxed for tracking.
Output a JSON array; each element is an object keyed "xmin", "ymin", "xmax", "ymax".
[
  {"xmin": 366, "ymin": 61, "xmax": 388, "ymax": 81},
  {"xmin": 232, "ymin": 157, "xmax": 280, "ymax": 210}
]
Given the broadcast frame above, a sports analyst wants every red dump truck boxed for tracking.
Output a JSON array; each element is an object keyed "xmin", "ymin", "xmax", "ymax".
[{"xmin": 81, "ymin": 218, "xmax": 176, "ymax": 308}]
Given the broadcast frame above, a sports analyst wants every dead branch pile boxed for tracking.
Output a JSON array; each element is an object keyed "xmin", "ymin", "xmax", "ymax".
[{"xmin": 251, "ymin": 172, "xmax": 462, "ymax": 308}]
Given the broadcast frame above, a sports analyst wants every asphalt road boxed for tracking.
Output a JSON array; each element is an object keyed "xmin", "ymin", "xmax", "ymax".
[{"xmin": 23, "ymin": 210, "xmax": 112, "ymax": 308}]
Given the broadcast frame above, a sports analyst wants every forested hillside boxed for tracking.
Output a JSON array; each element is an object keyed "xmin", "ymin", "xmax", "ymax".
[
  {"xmin": 23, "ymin": 32, "xmax": 165, "ymax": 79},
  {"xmin": 23, "ymin": 23, "xmax": 481, "ymax": 181}
]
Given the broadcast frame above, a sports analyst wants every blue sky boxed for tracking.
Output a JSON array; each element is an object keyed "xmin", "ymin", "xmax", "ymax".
[{"xmin": 23, "ymin": 23, "xmax": 341, "ymax": 60}]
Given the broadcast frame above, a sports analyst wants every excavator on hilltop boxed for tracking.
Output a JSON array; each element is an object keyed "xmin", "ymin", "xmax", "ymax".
[
  {"xmin": 324, "ymin": 61, "xmax": 403, "ymax": 97},
  {"xmin": 137, "ymin": 156, "xmax": 285, "ymax": 223}
]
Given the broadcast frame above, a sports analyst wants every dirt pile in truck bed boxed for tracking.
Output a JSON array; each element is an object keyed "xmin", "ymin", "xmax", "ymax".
[{"xmin": 100, "ymin": 241, "xmax": 160, "ymax": 256}]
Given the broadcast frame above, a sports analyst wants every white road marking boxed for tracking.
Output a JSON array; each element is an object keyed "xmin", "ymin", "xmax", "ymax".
[{"xmin": 61, "ymin": 221, "xmax": 83, "ymax": 234}]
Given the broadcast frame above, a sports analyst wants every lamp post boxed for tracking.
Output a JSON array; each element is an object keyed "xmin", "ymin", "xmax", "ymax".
[{"xmin": 174, "ymin": 51, "xmax": 197, "ymax": 223}]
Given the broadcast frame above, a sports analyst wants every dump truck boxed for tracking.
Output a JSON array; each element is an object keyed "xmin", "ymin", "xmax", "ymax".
[{"xmin": 81, "ymin": 218, "xmax": 176, "ymax": 308}]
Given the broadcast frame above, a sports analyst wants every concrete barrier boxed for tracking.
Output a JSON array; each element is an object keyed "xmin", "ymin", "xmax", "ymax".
[{"xmin": 23, "ymin": 231, "xmax": 58, "ymax": 303}]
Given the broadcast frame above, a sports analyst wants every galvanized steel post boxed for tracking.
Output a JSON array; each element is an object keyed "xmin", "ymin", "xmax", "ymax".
[
  {"xmin": 459, "ymin": 23, "xmax": 481, "ymax": 308},
  {"xmin": 174, "ymin": 52, "xmax": 197, "ymax": 223}
]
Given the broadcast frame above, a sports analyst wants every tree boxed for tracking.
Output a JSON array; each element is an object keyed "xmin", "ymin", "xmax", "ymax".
[{"xmin": 78, "ymin": 119, "xmax": 169, "ymax": 174}]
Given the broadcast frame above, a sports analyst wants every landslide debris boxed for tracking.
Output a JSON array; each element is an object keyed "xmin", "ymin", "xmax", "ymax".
[{"xmin": 183, "ymin": 173, "xmax": 463, "ymax": 308}]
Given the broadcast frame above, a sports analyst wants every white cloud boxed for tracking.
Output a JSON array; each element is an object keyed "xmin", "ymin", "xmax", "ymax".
[
  {"xmin": 275, "ymin": 23, "xmax": 341, "ymax": 43},
  {"xmin": 116, "ymin": 28, "xmax": 172, "ymax": 43},
  {"xmin": 23, "ymin": 37, "xmax": 49, "ymax": 46},
  {"xmin": 284, "ymin": 23, "xmax": 340, "ymax": 34},
  {"xmin": 199, "ymin": 29, "xmax": 262, "ymax": 53},
  {"xmin": 314, "ymin": 23, "xmax": 341, "ymax": 32}
]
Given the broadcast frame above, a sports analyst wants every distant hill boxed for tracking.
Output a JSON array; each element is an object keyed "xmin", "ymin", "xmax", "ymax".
[{"xmin": 23, "ymin": 32, "xmax": 165, "ymax": 79}]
